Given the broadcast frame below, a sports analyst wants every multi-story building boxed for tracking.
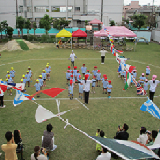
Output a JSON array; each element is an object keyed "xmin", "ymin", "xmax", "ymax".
[
  {"xmin": 123, "ymin": 1, "xmax": 141, "ymax": 19},
  {"xmin": 0, "ymin": 0, "xmax": 16, "ymax": 28},
  {"xmin": 0, "ymin": 0, "xmax": 123, "ymax": 29}
]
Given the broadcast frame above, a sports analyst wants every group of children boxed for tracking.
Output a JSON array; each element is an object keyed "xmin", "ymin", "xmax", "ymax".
[
  {"xmin": 118, "ymin": 64, "xmax": 151, "ymax": 93},
  {"xmin": 4, "ymin": 63, "xmax": 51, "ymax": 97},
  {"xmin": 65, "ymin": 64, "xmax": 113, "ymax": 99}
]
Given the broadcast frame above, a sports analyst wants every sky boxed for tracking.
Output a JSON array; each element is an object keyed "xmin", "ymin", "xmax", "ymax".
[{"xmin": 124, "ymin": 0, "xmax": 160, "ymax": 6}]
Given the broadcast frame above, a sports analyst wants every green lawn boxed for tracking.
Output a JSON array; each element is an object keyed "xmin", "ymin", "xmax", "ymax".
[{"xmin": 0, "ymin": 42, "xmax": 160, "ymax": 160}]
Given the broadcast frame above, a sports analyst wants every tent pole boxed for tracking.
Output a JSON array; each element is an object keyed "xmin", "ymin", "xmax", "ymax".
[
  {"xmin": 93, "ymin": 37, "xmax": 94, "ymax": 50},
  {"xmin": 71, "ymin": 37, "xmax": 72, "ymax": 49}
]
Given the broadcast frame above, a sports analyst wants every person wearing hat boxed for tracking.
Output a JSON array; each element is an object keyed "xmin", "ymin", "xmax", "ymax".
[
  {"xmin": 67, "ymin": 66, "xmax": 72, "ymax": 73},
  {"xmin": 102, "ymin": 77, "xmax": 108, "ymax": 94},
  {"xmin": 10, "ymin": 67, "xmax": 16, "ymax": 80},
  {"xmin": 98, "ymin": 48, "xmax": 107, "ymax": 64},
  {"xmin": 47, "ymin": 63, "xmax": 51, "ymax": 73},
  {"xmin": 91, "ymin": 76, "xmax": 97, "ymax": 93},
  {"xmin": 107, "ymin": 81, "xmax": 112, "ymax": 98},
  {"xmin": 81, "ymin": 64, "xmax": 87, "ymax": 77},
  {"xmin": 42, "ymin": 70, "xmax": 46, "ymax": 87},
  {"xmin": 66, "ymin": 70, "xmax": 71, "ymax": 85},
  {"xmin": 96, "ymin": 70, "xmax": 101, "ymax": 87},
  {"xmin": 76, "ymin": 70, "xmax": 81, "ymax": 81},
  {"xmin": 32, "ymin": 79, "xmax": 41, "ymax": 98},
  {"xmin": 69, "ymin": 50, "xmax": 77, "ymax": 68},
  {"xmin": 38, "ymin": 75, "xmax": 43, "ymax": 90},
  {"xmin": 31, "ymin": 146, "xmax": 47, "ymax": 160},
  {"xmin": 92, "ymin": 66, "xmax": 98, "ymax": 79},
  {"xmin": 69, "ymin": 79, "xmax": 74, "ymax": 100},
  {"xmin": 82, "ymin": 74, "xmax": 92, "ymax": 104},
  {"xmin": 73, "ymin": 66, "xmax": 77, "ymax": 76},
  {"xmin": 25, "ymin": 71, "xmax": 31, "ymax": 87},
  {"xmin": 45, "ymin": 65, "xmax": 51, "ymax": 81},
  {"xmin": 139, "ymin": 73, "xmax": 146, "ymax": 88},
  {"xmin": 148, "ymin": 75, "xmax": 160, "ymax": 101},
  {"xmin": 146, "ymin": 66, "xmax": 151, "ymax": 79},
  {"xmin": 85, "ymin": 70, "xmax": 90, "ymax": 80},
  {"xmin": 6, "ymin": 71, "xmax": 10, "ymax": 79},
  {"xmin": 7, "ymin": 75, "xmax": 13, "ymax": 95},
  {"xmin": 144, "ymin": 79, "xmax": 149, "ymax": 93}
]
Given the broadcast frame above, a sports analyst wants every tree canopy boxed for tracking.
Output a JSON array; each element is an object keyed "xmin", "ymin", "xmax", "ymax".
[
  {"xmin": 53, "ymin": 18, "xmax": 69, "ymax": 30},
  {"xmin": 131, "ymin": 14, "xmax": 147, "ymax": 29}
]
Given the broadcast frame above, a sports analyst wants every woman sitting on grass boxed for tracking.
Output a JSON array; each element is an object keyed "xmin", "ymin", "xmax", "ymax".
[{"xmin": 31, "ymin": 146, "xmax": 47, "ymax": 160}]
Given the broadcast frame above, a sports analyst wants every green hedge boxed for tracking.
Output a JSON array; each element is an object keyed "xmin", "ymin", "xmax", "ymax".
[{"xmin": 16, "ymin": 39, "xmax": 29, "ymax": 50}]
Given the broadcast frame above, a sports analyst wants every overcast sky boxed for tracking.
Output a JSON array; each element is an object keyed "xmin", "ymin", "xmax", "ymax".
[{"xmin": 124, "ymin": 0, "xmax": 160, "ymax": 5}]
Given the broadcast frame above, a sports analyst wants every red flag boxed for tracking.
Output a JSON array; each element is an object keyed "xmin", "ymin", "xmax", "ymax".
[
  {"xmin": 26, "ymin": 88, "xmax": 65, "ymax": 99},
  {"xmin": 42, "ymin": 88, "xmax": 65, "ymax": 98},
  {"xmin": 111, "ymin": 46, "xmax": 113, "ymax": 52},
  {"xmin": 114, "ymin": 52, "xmax": 116, "ymax": 56},
  {"xmin": 129, "ymin": 66, "xmax": 136, "ymax": 73},
  {"xmin": 0, "ymin": 84, "xmax": 8, "ymax": 93}
]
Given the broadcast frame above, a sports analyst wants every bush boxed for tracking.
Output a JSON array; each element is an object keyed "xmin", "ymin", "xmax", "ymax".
[
  {"xmin": 1, "ymin": 38, "xmax": 8, "ymax": 43},
  {"xmin": 23, "ymin": 35, "xmax": 28, "ymax": 40},
  {"xmin": 28, "ymin": 35, "xmax": 37, "ymax": 41},
  {"xmin": 16, "ymin": 39, "xmax": 29, "ymax": 50}
]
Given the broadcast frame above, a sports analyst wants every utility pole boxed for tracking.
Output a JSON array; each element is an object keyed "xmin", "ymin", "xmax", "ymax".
[
  {"xmin": 101, "ymin": 0, "xmax": 103, "ymax": 22},
  {"xmin": 66, "ymin": 0, "xmax": 68, "ymax": 20},
  {"xmin": 16, "ymin": 0, "xmax": 18, "ymax": 17}
]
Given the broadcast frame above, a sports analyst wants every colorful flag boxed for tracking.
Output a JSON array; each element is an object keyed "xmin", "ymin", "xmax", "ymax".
[
  {"xmin": 140, "ymin": 98, "xmax": 160, "ymax": 119},
  {"xmin": 91, "ymin": 136, "xmax": 159, "ymax": 160},
  {"xmin": 16, "ymin": 83, "xmax": 25, "ymax": 90},
  {"xmin": 116, "ymin": 50, "xmax": 123, "ymax": 54},
  {"xmin": 137, "ymin": 83, "xmax": 146, "ymax": 95},
  {"xmin": 13, "ymin": 90, "xmax": 34, "ymax": 106},
  {"xmin": 124, "ymin": 71, "xmax": 131, "ymax": 90}
]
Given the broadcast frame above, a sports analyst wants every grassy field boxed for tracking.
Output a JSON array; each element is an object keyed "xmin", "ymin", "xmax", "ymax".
[{"xmin": 0, "ymin": 42, "xmax": 160, "ymax": 160}]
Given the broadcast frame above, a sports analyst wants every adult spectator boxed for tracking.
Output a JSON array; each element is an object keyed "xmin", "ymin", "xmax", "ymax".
[
  {"xmin": 96, "ymin": 147, "xmax": 111, "ymax": 160},
  {"xmin": 42, "ymin": 123, "xmax": 57, "ymax": 151},
  {"xmin": 137, "ymin": 127, "xmax": 148, "ymax": 145},
  {"xmin": 82, "ymin": 74, "xmax": 92, "ymax": 104},
  {"xmin": 14, "ymin": 130, "xmax": 22, "ymax": 147},
  {"xmin": 31, "ymin": 146, "xmax": 47, "ymax": 160},
  {"xmin": 99, "ymin": 48, "xmax": 107, "ymax": 64},
  {"xmin": 114, "ymin": 123, "xmax": 129, "ymax": 140},
  {"xmin": 1, "ymin": 131, "xmax": 18, "ymax": 160},
  {"xmin": 69, "ymin": 50, "xmax": 77, "ymax": 68},
  {"xmin": 148, "ymin": 75, "xmax": 160, "ymax": 101}
]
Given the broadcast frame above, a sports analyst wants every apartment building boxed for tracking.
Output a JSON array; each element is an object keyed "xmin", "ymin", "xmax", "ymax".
[{"xmin": 0, "ymin": 0, "xmax": 123, "ymax": 28}]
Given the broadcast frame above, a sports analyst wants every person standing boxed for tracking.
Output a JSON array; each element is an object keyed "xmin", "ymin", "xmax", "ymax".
[
  {"xmin": 0, "ymin": 87, "xmax": 5, "ymax": 108},
  {"xmin": 148, "ymin": 75, "xmax": 160, "ymax": 101},
  {"xmin": 82, "ymin": 74, "xmax": 92, "ymax": 104},
  {"xmin": 69, "ymin": 50, "xmax": 77, "ymax": 68},
  {"xmin": 99, "ymin": 48, "xmax": 107, "ymax": 64}
]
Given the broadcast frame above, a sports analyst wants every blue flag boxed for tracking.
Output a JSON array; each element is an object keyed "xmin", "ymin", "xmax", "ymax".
[
  {"xmin": 140, "ymin": 98, "xmax": 160, "ymax": 119},
  {"xmin": 13, "ymin": 90, "xmax": 34, "ymax": 106}
]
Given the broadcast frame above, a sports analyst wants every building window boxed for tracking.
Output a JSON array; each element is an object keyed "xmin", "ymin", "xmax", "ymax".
[
  {"xmin": 75, "ymin": 7, "xmax": 80, "ymax": 12},
  {"xmin": 23, "ymin": 0, "xmax": 26, "ymax": 7},
  {"xmin": 19, "ymin": 6, "xmax": 23, "ymax": 13},
  {"xmin": 27, "ymin": 7, "xmax": 32, "ymax": 12},
  {"xmin": 59, "ymin": 7, "xmax": 72, "ymax": 12},
  {"xmin": 51, "ymin": 6, "xmax": 60, "ymax": 12},
  {"xmin": 34, "ymin": 7, "xmax": 49, "ymax": 12},
  {"xmin": 24, "ymin": 11, "xmax": 27, "ymax": 18}
]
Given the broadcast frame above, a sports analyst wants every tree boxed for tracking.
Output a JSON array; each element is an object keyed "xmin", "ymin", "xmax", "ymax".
[
  {"xmin": 39, "ymin": 14, "xmax": 52, "ymax": 34},
  {"xmin": 25, "ymin": 19, "xmax": 31, "ymax": 37},
  {"xmin": 33, "ymin": 22, "xmax": 37, "ymax": 36},
  {"xmin": 147, "ymin": 15, "xmax": 157, "ymax": 30},
  {"xmin": 109, "ymin": 20, "xmax": 115, "ymax": 26},
  {"xmin": 0, "ymin": 21, "xmax": 8, "ymax": 38},
  {"xmin": 7, "ymin": 26, "xmax": 14, "ymax": 40},
  {"xmin": 131, "ymin": 14, "xmax": 147, "ymax": 29},
  {"xmin": 53, "ymin": 18, "xmax": 69, "ymax": 30},
  {"xmin": 16, "ymin": 16, "xmax": 25, "ymax": 38}
]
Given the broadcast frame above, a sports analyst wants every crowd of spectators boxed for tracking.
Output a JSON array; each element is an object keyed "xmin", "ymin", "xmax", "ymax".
[{"xmin": 1, "ymin": 123, "xmax": 160, "ymax": 160}]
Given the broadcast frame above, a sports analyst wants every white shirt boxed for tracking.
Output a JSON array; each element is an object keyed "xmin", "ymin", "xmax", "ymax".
[
  {"xmin": 96, "ymin": 152, "xmax": 111, "ymax": 160},
  {"xmin": 31, "ymin": 153, "xmax": 47, "ymax": 160},
  {"xmin": 148, "ymin": 80, "xmax": 159, "ymax": 92},
  {"xmin": 70, "ymin": 53, "xmax": 75, "ymax": 61},
  {"xmin": 99, "ymin": 50, "xmax": 107, "ymax": 56},
  {"xmin": 137, "ymin": 134, "xmax": 148, "ymax": 145},
  {"xmin": 82, "ymin": 80, "xmax": 92, "ymax": 92}
]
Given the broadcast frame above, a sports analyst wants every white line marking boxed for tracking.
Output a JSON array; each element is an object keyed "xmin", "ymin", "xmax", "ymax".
[
  {"xmin": 75, "ymin": 98, "xmax": 89, "ymax": 110},
  {"xmin": 4, "ymin": 95, "xmax": 160, "ymax": 102}
]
